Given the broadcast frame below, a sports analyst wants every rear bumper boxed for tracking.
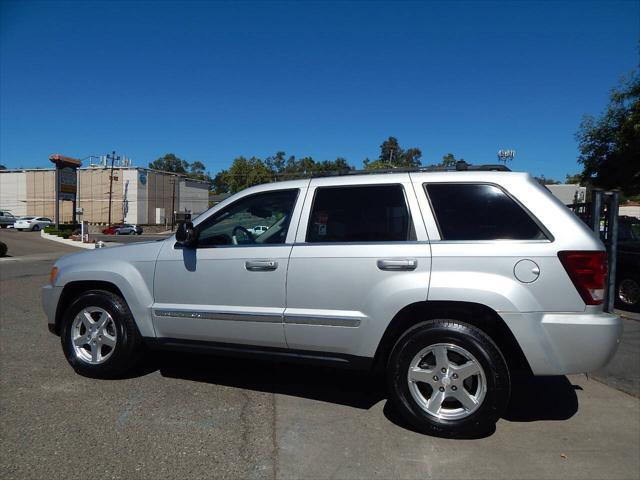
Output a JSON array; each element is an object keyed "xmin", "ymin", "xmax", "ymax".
[
  {"xmin": 502, "ymin": 311, "xmax": 623, "ymax": 375},
  {"xmin": 42, "ymin": 285, "xmax": 63, "ymax": 335}
]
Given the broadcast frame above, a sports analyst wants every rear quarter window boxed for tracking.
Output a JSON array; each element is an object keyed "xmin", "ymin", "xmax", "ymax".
[{"xmin": 425, "ymin": 183, "xmax": 546, "ymax": 241}]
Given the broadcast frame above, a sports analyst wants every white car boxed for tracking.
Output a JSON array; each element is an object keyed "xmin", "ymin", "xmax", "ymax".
[
  {"xmin": 14, "ymin": 216, "xmax": 53, "ymax": 231},
  {"xmin": 248, "ymin": 225, "xmax": 269, "ymax": 236}
]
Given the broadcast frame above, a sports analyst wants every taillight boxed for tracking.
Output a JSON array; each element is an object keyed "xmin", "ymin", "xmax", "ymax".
[{"xmin": 558, "ymin": 251, "xmax": 607, "ymax": 305}]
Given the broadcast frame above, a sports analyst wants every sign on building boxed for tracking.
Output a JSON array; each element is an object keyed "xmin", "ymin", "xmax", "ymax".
[{"xmin": 58, "ymin": 166, "xmax": 77, "ymax": 201}]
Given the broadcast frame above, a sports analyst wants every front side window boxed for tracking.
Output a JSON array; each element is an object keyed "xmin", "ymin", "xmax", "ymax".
[
  {"xmin": 425, "ymin": 183, "xmax": 546, "ymax": 241},
  {"xmin": 197, "ymin": 189, "xmax": 299, "ymax": 247},
  {"xmin": 306, "ymin": 185, "xmax": 415, "ymax": 243}
]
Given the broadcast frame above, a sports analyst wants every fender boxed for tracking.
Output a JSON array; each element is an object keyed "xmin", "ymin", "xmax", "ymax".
[{"xmin": 53, "ymin": 242, "xmax": 163, "ymax": 337}]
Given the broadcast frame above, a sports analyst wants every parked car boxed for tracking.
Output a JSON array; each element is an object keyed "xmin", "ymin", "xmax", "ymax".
[
  {"xmin": 42, "ymin": 170, "xmax": 622, "ymax": 436},
  {"xmin": 248, "ymin": 225, "xmax": 269, "ymax": 236},
  {"xmin": 615, "ymin": 216, "xmax": 640, "ymax": 312},
  {"xmin": 0, "ymin": 210, "xmax": 16, "ymax": 228},
  {"xmin": 14, "ymin": 216, "xmax": 52, "ymax": 231},
  {"xmin": 102, "ymin": 224, "xmax": 143, "ymax": 235}
]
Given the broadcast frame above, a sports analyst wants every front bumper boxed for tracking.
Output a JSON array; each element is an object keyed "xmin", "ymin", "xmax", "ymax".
[
  {"xmin": 502, "ymin": 311, "xmax": 623, "ymax": 375},
  {"xmin": 42, "ymin": 285, "xmax": 64, "ymax": 335}
]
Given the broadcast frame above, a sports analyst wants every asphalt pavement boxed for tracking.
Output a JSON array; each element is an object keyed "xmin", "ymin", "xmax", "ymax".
[{"xmin": 1, "ymin": 230, "xmax": 639, "ymax": 479}]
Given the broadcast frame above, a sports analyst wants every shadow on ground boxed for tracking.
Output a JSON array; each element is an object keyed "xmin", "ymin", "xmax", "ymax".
[{"xmin": 137, "ymin": 351, "xmax": 579, "ymax": 437}]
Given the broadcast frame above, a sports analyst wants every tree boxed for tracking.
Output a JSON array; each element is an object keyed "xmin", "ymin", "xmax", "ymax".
[
  {"xmin": 363, "ymin": 137, "xmax": 422, "ymax": 169},
  {"xmin": 565, "ymin": 173, "xmax": 583, "ymax": 184},
  {"xmin": 149, "ymin": 153, "xmax": 189, "ymax": 174},
  {"xmin": 0, "ymin": 165, "xmax": 6, "ymax": 170},
  {"xmin": 187, "ymin": 160, "xmax": 212, "ymax": 183},
  {"xmin": 217, "ymin": 156, "xmax": 274, "ymax": 194},
  {"xmin": 576, "ymin": 70, "xmax": 640, "ymax": 195},
  {"xmin": 212, "ymin": 152, "xmax": 354, "ymax": 193},
  {"xmin": 534, "ymin": 175, "xmax": 561, "ymax": 185}
]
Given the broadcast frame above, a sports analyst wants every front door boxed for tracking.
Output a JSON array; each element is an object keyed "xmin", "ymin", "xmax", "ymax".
[{"xmin": 152, "ymin": 185, "xmax": 306, "ymax": 348}]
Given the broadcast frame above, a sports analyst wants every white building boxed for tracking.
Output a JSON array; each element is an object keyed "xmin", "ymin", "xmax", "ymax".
[{"xmin": 0, "ymin": 166, "xmax": 210, "ymax": 224}]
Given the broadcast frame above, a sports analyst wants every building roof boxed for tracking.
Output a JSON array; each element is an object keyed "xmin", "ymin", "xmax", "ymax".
[{"xmin": 0, "ymin": 166, "xmax": 210, "ymax": 184}]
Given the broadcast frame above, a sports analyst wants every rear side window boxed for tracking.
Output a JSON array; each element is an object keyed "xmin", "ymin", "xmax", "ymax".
[
  {"xmin": 307, "ymin": 185, "xmax": 415, "ymax": 243},
  {"xmin": 425, "ymin": 183, "xmax": 546, "ymax": 241}
]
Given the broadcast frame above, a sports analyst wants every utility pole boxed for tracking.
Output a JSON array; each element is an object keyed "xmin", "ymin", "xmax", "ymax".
[{"xmin": 107, "ymin": 151, "xmax": 118, "ymax": 226}]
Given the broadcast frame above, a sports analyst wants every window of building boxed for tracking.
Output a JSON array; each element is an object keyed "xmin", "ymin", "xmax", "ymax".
[
  {"xmin": 306, "ymin": 185, "xmax": 415, "ymax": 243},
  {"xmin": 425, "ymin": 183, "xmax": 546, "ymax": 241}
]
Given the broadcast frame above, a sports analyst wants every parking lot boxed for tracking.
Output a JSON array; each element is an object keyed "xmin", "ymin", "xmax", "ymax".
[{"xmin": 1, "ymin": 230, "xmax": 639, "ymax": 479}]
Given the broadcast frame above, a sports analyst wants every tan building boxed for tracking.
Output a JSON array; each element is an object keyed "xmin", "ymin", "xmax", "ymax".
[{"xmin": 0, "ymin": 167, "xmax": 209, "ymax": 224}]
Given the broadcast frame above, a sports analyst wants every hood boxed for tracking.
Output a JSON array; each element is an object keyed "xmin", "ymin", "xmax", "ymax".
[{"xmin": 54, "ymin": 239, "xmax": 166, "ymax": 269}]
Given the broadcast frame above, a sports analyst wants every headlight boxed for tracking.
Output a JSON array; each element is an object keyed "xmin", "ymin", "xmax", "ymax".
[{"xmin": 49, "ymin": 266, "xmax": 59, "ymax": 285}]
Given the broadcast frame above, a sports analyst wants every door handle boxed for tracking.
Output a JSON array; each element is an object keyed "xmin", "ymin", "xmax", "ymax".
[
  {"xmin": 377, "ymin": 259, "xmax": 418, "ymax": 271},
  {"xmin": 245, "ymin": 260, "xmax": 278, "ymax": 271}
]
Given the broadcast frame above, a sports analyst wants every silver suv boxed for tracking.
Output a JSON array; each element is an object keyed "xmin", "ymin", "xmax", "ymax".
[{"xmin": 42, "ymin": 171, "xmax": 622, "ymax": 436}]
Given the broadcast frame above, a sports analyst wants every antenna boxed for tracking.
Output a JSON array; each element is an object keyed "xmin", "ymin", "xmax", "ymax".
[{"xmin": 497, "ymin": 149, "xmax": 515, "ymax": 165}]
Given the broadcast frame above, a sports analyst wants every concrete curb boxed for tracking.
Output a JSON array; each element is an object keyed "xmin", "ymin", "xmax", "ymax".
[{"xmin": 40, "ymin": 230, "xmax": 98, "ymax": 249}]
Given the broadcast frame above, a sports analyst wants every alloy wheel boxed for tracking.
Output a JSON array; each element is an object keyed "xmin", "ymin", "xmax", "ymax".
[
  {"xmin": 70, "ymin": 307, "xmax": 118, "ymax": 364},
  {"xmin": 407, "ymin": 343, "xmax": 486, "ymax": 420}
]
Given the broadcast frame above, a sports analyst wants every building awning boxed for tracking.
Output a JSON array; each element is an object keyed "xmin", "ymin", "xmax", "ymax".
[{"xmin": 49, "ymin": 154, "xmax": 82, "ymax": 167}]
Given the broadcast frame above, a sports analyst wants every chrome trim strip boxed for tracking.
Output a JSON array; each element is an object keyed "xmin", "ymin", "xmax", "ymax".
[
  {"xmin": 284, "ymin": 315, "xmax": 361, "ymax": 327},
  {"xmin": 153, "ymin": 309, "xmax": 282, "ymax": 323}
]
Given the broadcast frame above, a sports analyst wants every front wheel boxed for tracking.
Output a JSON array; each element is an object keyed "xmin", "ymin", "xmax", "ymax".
[
  {"xmin": 387, "ymin": 319, "xmax": 510, "ymax": 437},
  {"xmin": 32, "ymin": 224, "xmax": 40, "ymax": 232},
  {"xmin": 60, "ymin": 290, "xmax": 143, "ymax": 378}
]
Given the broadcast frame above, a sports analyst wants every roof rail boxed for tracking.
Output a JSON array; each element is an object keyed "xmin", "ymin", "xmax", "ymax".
[{"xmin": 310, "ymin": 161, "xmax": 511, "ymax": 178}]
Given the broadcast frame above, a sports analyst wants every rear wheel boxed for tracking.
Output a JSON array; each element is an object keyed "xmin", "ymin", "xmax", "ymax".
[
  {"xmin": 387, "ymin": 319, "xmax": 510, "ymax": 437},
  {"xmin": 60, "ymin": 290, "xmax": 143, "ymax": 378}
]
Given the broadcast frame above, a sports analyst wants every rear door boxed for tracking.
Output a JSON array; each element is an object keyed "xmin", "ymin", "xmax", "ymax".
[{"xmin": 283, "ymin": 174, "xmax": 431, "ymax": 358}]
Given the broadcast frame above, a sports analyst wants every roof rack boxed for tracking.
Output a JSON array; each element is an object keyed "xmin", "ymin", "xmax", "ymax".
[{"xmin": 310, "ymin": 161, "xmax": 511, "ymax": 178}]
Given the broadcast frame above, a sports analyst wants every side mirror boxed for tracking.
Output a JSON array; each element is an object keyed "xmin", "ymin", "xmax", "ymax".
[{"xmin": 175, "ymin": 221, "xmax": 198, "ymax": 248}]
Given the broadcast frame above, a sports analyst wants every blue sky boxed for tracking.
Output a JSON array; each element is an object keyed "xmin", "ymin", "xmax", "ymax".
[{"xmin": 1, "ymin": 0, "xmax": 638, "ymax": 179}]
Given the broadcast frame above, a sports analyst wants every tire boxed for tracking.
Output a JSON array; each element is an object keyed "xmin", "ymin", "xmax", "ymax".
[
  {"xmin": 115, "ymin": 231, "xmax": 121, "ymax": 235},
  {"xmin": 615, "ymin": 272, "xmax": 640, "ymax": 313},
  {"xmin": 32, "ymin": 225, "xmax": 40, "ymax": 232},
  {"xmin": 0, "ymin": 241, "xmax": 7, "ymax": 257},
  {"xmin": 60, "ymin": 290, "xmax": 143, "ymax": 378},
  {"xmin": 0, "ymin": 224, "xmax": 7, "ymax": 228},
  {"xmin": 387, "ymin": 319, "xmax": 510, "ymax": 437}
]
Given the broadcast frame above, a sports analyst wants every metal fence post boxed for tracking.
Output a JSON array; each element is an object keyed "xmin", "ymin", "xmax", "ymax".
[
  {"xmin": 591, "ymin": 189, "xmax": 602, "ymax": 235},
  {"xmin": 605, "ymin": 192, "xmax": 619, "ymax": 313}
]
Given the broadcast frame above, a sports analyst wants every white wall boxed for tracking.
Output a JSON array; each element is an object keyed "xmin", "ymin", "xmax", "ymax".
[
  {"xmin": 0, "ymin": 172, "xmax": 27, "ymax": 216},
  {"xmin": 620, "ymin": 206, "xmax": 640, "ymax": 219},
  {"xmin": 178, "ymin": 179, "xmax": 209, "ymax": 217},
  {"xmin": 122, "ymin": 169, "xmax": 138, "ymax": 224},
  {"xmin": 546, "ymin": 184, "xmax": 587, "ymax": 205}
]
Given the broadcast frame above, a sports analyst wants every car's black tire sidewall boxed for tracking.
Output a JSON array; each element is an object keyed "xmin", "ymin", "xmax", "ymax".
[
  {"xmin": 387, "ymin": 319, "xmax": 510, "ymax": 437},
  {"xmin": 60, "ymin": 290, "xmax": 142, "ymax": 378},
  {"xmin": 616, "ymin": 273, "xmax": 640, "ymax": 313},
  {"xmin": 32, "ymin": 225, "xmax": 40, "ymax": 231}
]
